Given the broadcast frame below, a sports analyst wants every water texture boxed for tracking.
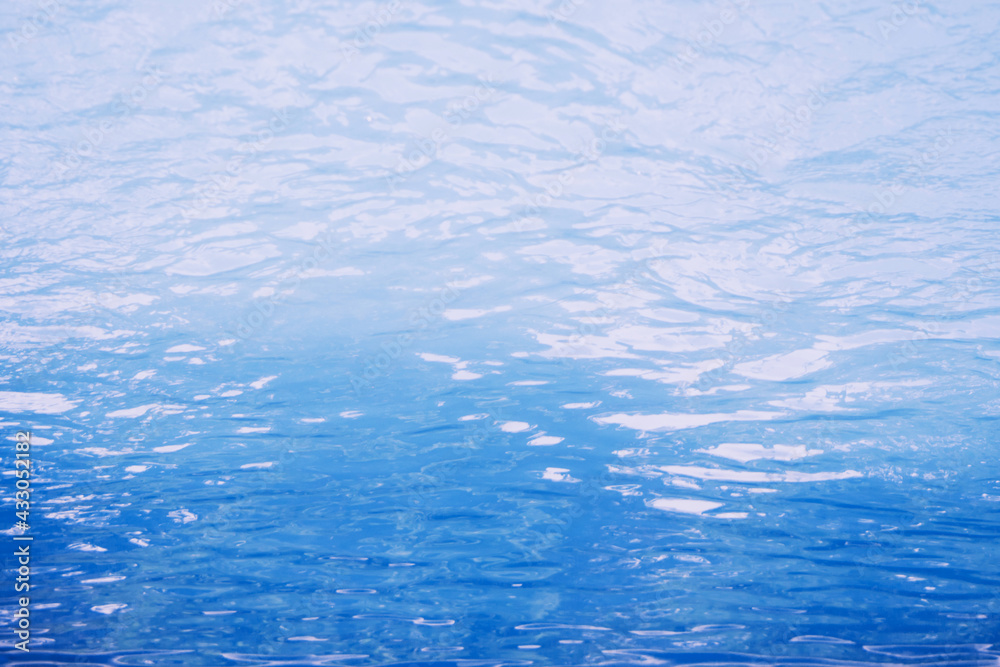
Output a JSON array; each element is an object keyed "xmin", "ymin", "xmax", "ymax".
[{"xmin": 1, "ymin": 0, "xmax": 999, "ymax": 664}]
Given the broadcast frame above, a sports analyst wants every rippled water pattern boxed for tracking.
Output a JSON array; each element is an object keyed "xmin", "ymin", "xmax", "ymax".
[{"xmin": 2, "ymin": 0, "xmax": 1000, "ymax": 664}]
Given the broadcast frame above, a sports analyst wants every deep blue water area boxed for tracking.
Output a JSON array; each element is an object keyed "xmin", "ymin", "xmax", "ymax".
[{"xmin": 1, "ymin": 0, "xmax": 999, "ymax": 664}]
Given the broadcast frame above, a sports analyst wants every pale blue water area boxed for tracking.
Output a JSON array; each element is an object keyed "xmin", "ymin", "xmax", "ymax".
[{"xmin": 1, "ymin": 0, "xmax": 1000, "ymax": 664}]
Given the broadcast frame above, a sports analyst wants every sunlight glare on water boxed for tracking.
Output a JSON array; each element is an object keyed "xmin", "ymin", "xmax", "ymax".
[{"xmin": 1, "ymin": 0, "xmax": 999, "ymax": 664}]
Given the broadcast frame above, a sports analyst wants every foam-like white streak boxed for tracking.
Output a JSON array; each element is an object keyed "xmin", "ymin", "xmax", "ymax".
[
  {"xmin": 595, "ymin": 410, "xmax": 783, "ymax": 432},
  {"xmin": 660, "ymin": 465, "xmax": 862, "ymax": 483}
]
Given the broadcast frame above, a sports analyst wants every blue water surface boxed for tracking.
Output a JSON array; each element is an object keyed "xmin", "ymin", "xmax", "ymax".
[{"xmin": 1, "ymin": 0, "xmax": 999, "ymax": 664}]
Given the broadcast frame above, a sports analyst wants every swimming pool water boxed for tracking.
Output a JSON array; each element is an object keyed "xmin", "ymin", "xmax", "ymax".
[{"xmin": 2, "ymin": 0, "xmax": 999, "ymax": 664}]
